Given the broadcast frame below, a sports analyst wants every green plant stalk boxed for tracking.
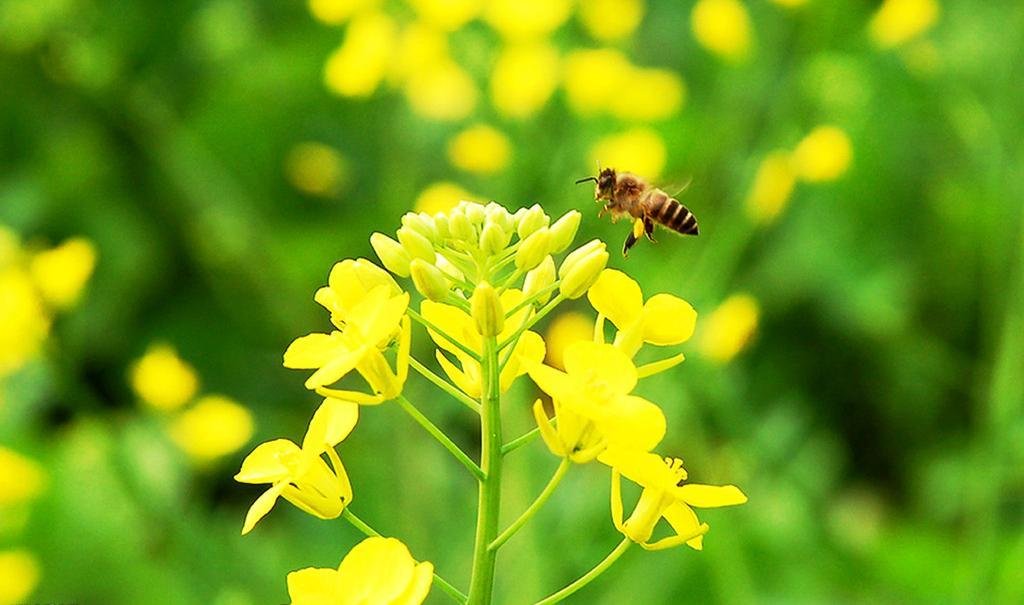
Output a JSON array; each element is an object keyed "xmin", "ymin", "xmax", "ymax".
[
  {"xmin": 501, "ymin": 425, "xmax": 542, "ymax": 455},
  {"xmin": 466, "ymin": 336, "xmax": 503, "ymax": 604},
  {"xmin": 489, "ymin": 457, "xmax": 570, "ymax": 551},
  {"xmin": 533, "ymin": 537, "xmax": 632, "ymax": 605},
  {"xmin": 409, "ymin": 356, "xmax": 481, "ymax": 414},
  {"xmin": 396, "ymin": 395, "xmax": 484, "ymax": 481}
]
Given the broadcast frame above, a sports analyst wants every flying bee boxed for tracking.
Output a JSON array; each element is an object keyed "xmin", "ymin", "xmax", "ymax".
[{"xmin": 575, "ymin": 167, "xmax": 698, "ymax": 256}]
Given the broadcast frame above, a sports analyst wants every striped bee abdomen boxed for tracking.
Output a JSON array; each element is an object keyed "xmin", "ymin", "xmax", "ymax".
[{"xmin": 647, "ymin": 191, "xmax": 699, "ymax": 236}]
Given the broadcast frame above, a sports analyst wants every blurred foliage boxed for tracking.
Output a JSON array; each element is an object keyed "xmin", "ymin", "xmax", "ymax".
[{"xmin": 1, "ymin": 0, "xmax": 1023, "ymax": 603}]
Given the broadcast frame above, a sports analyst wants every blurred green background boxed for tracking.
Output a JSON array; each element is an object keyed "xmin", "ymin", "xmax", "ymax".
[{"xmin": 2, "ymin": 0, "xmax": 1023, "ymax": 603}]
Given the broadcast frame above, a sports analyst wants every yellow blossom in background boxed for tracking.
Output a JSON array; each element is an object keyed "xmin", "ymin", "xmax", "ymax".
[
  {"xmin": 403, "ymin": 60, "xmax": 477, "ymax": 121},
  {"xmin": 791, "ymin": 125, "xmax": 853, "ymax": 182},
  {"xmin": 448, "ymin": 124, "xmax": 511, "ymax": 174},
  {"xmin": 609, "ymin": 67, "xmax": 686, "ymax": 122},
  {"xmin": 691, "ymin": 0, "xmax": 753, "ymax": 63},
  {"xmin": 699, "ymin": 293, "xmax": 760, "ymax": 363},
  {"xmin": 168, "ymin": 395, "xmax": 255, "ymax": 464},
  {"xmin": 308, "ymin": 0, "xmax": 379, "ymax": 26},
  {"xmin": 563, "ymin": 49, "xmax": 633, "ymax": 116},
  {"xmin": 414, "ymin": 182, "xmax": 475, "ymax": 214},
  {"xmin": 406, "ymin": 0, "xmax": 482, "ymax": 31},
  {"xmin": 483, "ymin": 0, "xmax": 572, "ymax": 40},
  {"xmin": 130, "ymin": 344, "xmax": 200, "ymax": 412},
  {"xmin": 28, "ymin": 237, "xmax": 97, "ymax": 310},
  {"xmin": 745, "ymin": 150, "xmax": 796, "ymax": 224},
  {"xmin": 868, "ymin": 0, "xmax": 939, "ymax": 49},
  {"xmin": 285, "ymin": 142, "xmax": 348, "ymax": 197},
  {"xmin": 287, "ymin": 537, "xmax": 433, "ymax": 605},
  {"xmin": 590, "ymin": 128, "xmax": 667, "ymax": 179},
  {"xmin": 0, "ymin": 447, "xmax": 47, "ymax": 507},
  {"xmin": 0, "ymin": 269, "xmax": 50, "ymax": 378},
  {"xmin": 389, "ymin": 22, "xmax": 450, "ymax": 85},
  {"xmin": 0, "ymin": 550, "xmax": 40, "ymax": 605},
  {"xmin": 578, "ymin": 0, "xmax": 645, "ymax": 42},
  {"xmin": 324, "ymin": 12, "xmax": 397, "ymax": 97},
  {"xmin": 544, "ymin": 311, "xmax": 594, "ymax": 370},
  {"xmin": 490, "ymin": 42, "xmax": 560, "ymax": 119}
]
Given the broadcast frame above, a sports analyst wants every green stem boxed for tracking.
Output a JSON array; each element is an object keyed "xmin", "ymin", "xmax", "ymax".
[
  {"xmin": 343, "ymin": 510, "xmax": 468, "ymax": 605},
  {"xmin": 498, "ymin": 294, "xmax": 566, "ymax": 369},
  {"xmin": 408, "ymin": 308, "xmax": 482, "ymax": 362},
  {"xmin": 396, "ymin": 395, "xmax": 484, "ymax": 481},
  {"xmin": 409, "ymin": 356, "xmax": 481, "ymax": 414},
  {"xmin": 501, "ymin": 426, "xmax": 542, "ymax": 455},
  {"xmin": 489, "ymin": 458, "xmax": 570, "ymax": 551},
  {"xmin": 466, "ymin": 336, "xmax": 503, "ymax": 604},
  {"xmin": 533, "ymin": 537, "xmax": 632, "ymax": 605},
  {"xmin": 504, "ymin": 281, "xmax": 561, "ymax": 318}
]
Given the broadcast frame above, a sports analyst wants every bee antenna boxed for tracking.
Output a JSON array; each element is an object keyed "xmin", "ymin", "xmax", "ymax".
[{"xmin": 575, "ymin": 176, "xmax": 598, "ymax": 185}]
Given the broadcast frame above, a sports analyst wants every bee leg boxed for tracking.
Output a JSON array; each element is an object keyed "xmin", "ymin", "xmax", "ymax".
[
  {"xmin": 622, "ymin": 230, "xmax": 639, "ymax": 257},
  {"xmin": 643, "ymin": 217, "xmax": 657, "ymax": 242}
]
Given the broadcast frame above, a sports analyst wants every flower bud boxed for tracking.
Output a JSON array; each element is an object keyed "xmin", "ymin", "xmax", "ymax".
[
  {"xmin": 436, "ymin": 255, "xmax": 464, "ymax": 283},
  {"xmin": 410, "ymin": 259, "xmax": 450, "ymax": 302},
  {"xmin": 486, "ymin": 203, "xmax": 514, "ymax": 233},
  {"xmin": 465, "ymin": 202, "xmax": 486, "ymax": 225},
  {"xmin": 470, "ymin": 281, "xmax": 504, "ymax": 336},
  {"xmin": 515, "ymin": 227, "xmax": 550, "ymax": 271},
  {"xmin": 523, "ymin": 255, "xmax": 556, "ymax": 303},
  {"xmin": 479, "ymin": 222, "xmax": 511, "ymax": 256},
  {"xmin": 397, "ymin": 226, "xmax": 435, "ymax": 263},
  {"xmin": 559, "ymin": 240, "xmax": 608, "ymax": 299},
  {"xmin": 432, "ymin": 212, "xmax": 450, "ymax": 239},
  {"xmin": 401, "ymin": 212, "xmax": 437, "ymax": 242},
  {"xmin": 516, "ymin": 204, "xmax": 549, "ymax": 239},
  {"xmin": 547, "ymin": 210, "xmax": 582, "ymax": 254},
  {"xmin": 370, "ymin": 232, "xmax": 412, "ymax": 277},
  {"xmin": 449, "ymin": 211, "xmax": 474, "ymax": 242}
]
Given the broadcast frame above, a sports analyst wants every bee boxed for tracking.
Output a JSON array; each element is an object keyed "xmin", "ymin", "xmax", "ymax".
[{"xmin": 575, "ymin": 167, "xmax": 698, "ymax": 256}]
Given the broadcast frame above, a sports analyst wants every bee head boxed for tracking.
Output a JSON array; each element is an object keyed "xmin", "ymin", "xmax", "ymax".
[{"xmin": 597, "ymin": 168, "xmax": 617, "ymax": 195}]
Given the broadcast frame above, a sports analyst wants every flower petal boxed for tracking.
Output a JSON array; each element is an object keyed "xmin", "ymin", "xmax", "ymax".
[
  {"xmin": 241, "ymin": 483, "xmax": 285, "ymax": 535},
  {"xmin": 500, "ymin": 330, "xmax": 546, "ymax": 391},
  {"xmin": 283, "ymin": 332, "xmax": 346, "ymax": 369},
  {"xmin": 597, "ymin": 395, "xmax": 666, "ymax": 452},
  {"xmin": 304, "ymin": 344, "xmax": 367, "ymax": 389},
  {"xmin": 350, "ymin": 288, "xmax": 409, "ymax": 346},
  {"xmin": 421, "ymin": 300, "xmax": 480, "ymax": 355},
  {"xmin": 287, "ymin": 567, "xmax": 340, "ymax": 605},
  {"xmin": 235, "ymin": 439, "xmax": 301, "ymax": 484},
  {"xmin": 527, "ymin": 362, "xmax": 578, "ymax": 403},
  {"xmin": 642, "ymin": 294, "xmax": 696, "ymax": 345},
  {"xmin": 436, "ymin": 350, "xmax": 481, "ymax": 398},
  {"xmin": 563, "ymin": 341, "xmax": 637, "ymax": 395},
  {"xmin": 587, "ymin": 269, "xmax": 643, "ymax": 329},
  {"xmin": 676, "ymin": 483, "xmax": 748, "ymax": 508},
  {"xmin": 662, "ymin": 502, "xmax": 705, "ymax": 550},
  {"xmin": 302, "ymin": 398, "xmax": 359, "ymax": 452},
  {"xmin": 392, "ymin": 561, "xmax": 434, "ymax": 605},
  {"xmin": 598, "ymin": 447, "xmax": 680, "ymax": 490},
  {"xmin": 336, "ymin": 537, "xmax": 416, "ymax": 604}
]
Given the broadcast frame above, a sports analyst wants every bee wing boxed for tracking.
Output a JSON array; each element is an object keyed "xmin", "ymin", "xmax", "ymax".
[{"xmin": 659, "ymin": 175, "xmax": 694, "ymax": 198}]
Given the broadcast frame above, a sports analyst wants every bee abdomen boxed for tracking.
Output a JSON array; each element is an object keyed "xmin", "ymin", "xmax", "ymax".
[{"xmin": 649, "ymin": 193, "xmax": 699, "ymax": 236}]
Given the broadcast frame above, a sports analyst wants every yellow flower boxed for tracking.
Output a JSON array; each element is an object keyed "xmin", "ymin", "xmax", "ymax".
[
  {"xmin": 608, "ymin": 67, "xmax": 686, "ymax": 122},
  {"xmin": 0, "ymin": 550, "xmax": 40, "ymax": 605},
  {"xmin": 402, "ymin": 60, "xmax": 477, "ymax": 121},
  {"xmin": 447, "ymin": 124, "xmax": 511, "ymax": 174},
  {"xmin": 285, "ymin": 142, "xmax": 348, "ymax": 197},
  {"xmin": 313, "ymin": 259, "xmax": 402, "ymax": 325},
  {"xmin": 791, "ymin": 125, "xmax": 852, "ymax": 182},
  {"xmin": 543, "ymin": 311, "xmax": 594, "ymax": 370},
  {"xmin": 563, "ymin": 49, "xmax": 632, "ymax": 116},
  {"xmin": 406, "ymin": 0, "xmax": 482, "ymax": 32},
  {"xmin": 600, "ymin": 447, "xmax": 747, "ymax": 550},
  {"xmin": 578, "ymin": 0, "xmax": 645, "ymax": 42},
  {"xmin": 307, "ymin": 0, "xmax": 380, "ymax": 26},
  {"xmin": 589, "ymin": 128, "xmax": 667, "ymax": 179},
  {"xmin": 483, "ymin": 0, "xmax": 572, "ymax": 40},
  {"xmin": 389, "ymin": 22, "xmax": 450, "ymax": 85},
  {"xmin": 588, "ymin": 269, "xmax": 696, "ymax": 360},
  {"xmin": 868, "ymin": 0, "xmax": 939, "ymax": 49},
  {"xmin": 324, "ymin": 12, "xmax": 397, "ymax": 97},
  {"xmin": 168, "ymin": 395, "xmax": 255, "ymax": 464},
  {"xmin": 745, "ymin": 150, "xmax": 796, "ymax": 225},
  {"xmin": 490, "ymin": 42, "xmax": 560, "ymax": 119},
  {"xmin": 0, "ymin": 447, "xmax": 47, "ymax": 507},
  {"xmin": 529, "ymin": 342, "xmax": 666, "ymax": 457},
  {"xmin": 691, "ymin": 0, "xmax": 753, "ymax": 63},
  {"xmin": 421, "ymin": 289, "xmax": 545, "ymax": 397},
  {"xmin": 28, "ymin": 237, "xmax": 97, "ymax": 309},
  {"xmin": 287, "ymin": 536, "xmax": 432, "ymax": 605},
  {"xmin": 235, "ymin": 398, "xmax": 357, "ymax": 534},
  {"xmin": 130, "ymin": 344, "xmax": 200, "ymax": 412},
  {"xmin": 413, "ymin": 182, "xmax": 476, "ymax": 215},
  {"xmin": 699, "ymin": 293, "xmax": 759, "ymax": 363},
  {"xmin": 0, "ymin": 268, "xmax": 50, "ymax": 378}
]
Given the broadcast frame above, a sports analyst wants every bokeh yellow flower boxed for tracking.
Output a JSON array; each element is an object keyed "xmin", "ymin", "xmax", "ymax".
[
  {"xmin": 483, "ymin": 0, "xmax": 572, "ymax": 40},
  {"xmin": 389, "ymin": 22, "xmax": 449, "ymax": 86},
  {"xmin": 791, "ymin": 125, "xmax": 852, "ymax": 182},
  {"xmin": 563, "ymin": 49, "xmax": 632, "ymax": 116},
  {"xmin": 578, "ymin": 0, "xmax": 645, "ymax": 42},
  {"xmin": 130, "ymin": 344, "xmax": 200, "ymax": 412},
  {"xmin": 402, "ymin": 60, "xmax": 477, "ymax": 121},
  {"xmin": 691, "ymin": 0, "xmax": 753, "ymax": 63},
  {"xmin": 285, "ymin": 142, "xmax": 348, "ymax": 197},
  {"xmin": 324, "ymin": 12, "xmax": 397, "ymax": 97},
  {"xmin": 308, "ymin": 0, "xmax": 380, "ymax": 26},
  {"xmin": 0, "ymin": 550, "xmax": 40, "ymax": 605},
  {"xmin": 28, "ymin": 237, "xmax": 97, "ymax": 310},
  {"xmin": 868, "ymin": 0, "xmax": 939, "ymax": 49},
  {"xmin": 490, "ymin": 42, "xmax": 560, "ymax": 119},
  {"xmin": 414, "ymin": 182, "xmax": 475, "ymax": 214},
  {"xmin": 406, "ymin": 0, "xmax": 482, "ymax": 32},
  {"xmin": 544, "ymin": 311, "xmax": 594, "ymax": 370},
  {"xmin": 0, "ymin": 268, "xmax": 50, "ymax": 378},
  {"xmin": 745, "ymin": 150, "xmax": 796, "ymax": 224},
  {"xmin": 0, "ymin": 447, "xmax": 47, "ymax": 507},
  {"xmin": 168, "ymin": 395, "xmax": 255, "ymax": 464},
  {"xmin": 590, "ymin": 128, "xmax": 667, "ymax": 179},
  {"xmin": 609, "ymin": 67, "xmax": 686, "ymax": 123},
  {"xmin": 287, "ymin": 536, "xmax": 433, "ymax": 605},
  {"xmin": 699, "ymin": 293, "xmax": 760, "ymax": 363},
  {"xmin": 448, "ymin": 124, "xmax": 511, "ymax": 174}
]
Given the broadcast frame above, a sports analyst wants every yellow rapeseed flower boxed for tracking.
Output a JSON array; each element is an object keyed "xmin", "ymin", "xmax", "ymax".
[
  {"xmin": 130, "ymin": 344, "xmax": 200, "ymax": 412},
  {"xmin": 324, "ymin": 12, "xmax": 397, "ymax": 97},
  {"xmin": 483, "ymin": 0, "xmax": 572, "ymax": 40},
  {"xmin": 563, "ymin": 48, "xmax": 632, "ymax": 116},
  {"xmin": 868, "ymin": 0, "xmax": 939, "ymax": 49},
  {"xmin": 745, "ymin": 150, "xmax": 796, "ymax": 225},
  {"xmin": 235, "ymin": 398, "xmax": 357, "ymax": 534},
  {"xmin": 543, "ymin": 311, "xmax": 594, "ymax": 370},
  {"xmin": 448, "ymin": 124, "xmax": 511, "ymax": 174},
  {"xmin": 791, "ymin": 125, "xmax": 852, "ymax": 182},
  {"xmin": 0, "ymin": 550, "xmax": 40, "ymax": 605},
  {"xmin": 691, "ymin": 0, "xmax": 753, "ymax": 63},
  {"xmin": 287, "ymin": 536, "xmax": 433, "ymax": 604},
  {"xmin": 589, "ymin": 128, "xmax": 667, "ymax": 179},
  {"xmin": 414, "ymin": 182, "xmax": 476, "ymax": 214},
  {"xmin": 609, "ymin": 67, "xmax": 685, "ymax": 122},
  {"xmin": 406, "ymin": 0, "xmax": 482, "ymax": 32},
  {"xmin": 490, "ymin": 42, "xmax": 560, "ymax": 119},
  {"xmin": 389, "ymin": 22, "xmax": 450, "ymax": 85},
  {"xmin": 308, "ymin": 0, "xmax": 380, "ymax": 26},
  {"xmin": 28, "ymin": 237, "xmax": 97, "ymax": 310},
  {"xmin": 168, "ymin": 395, "xmax": 255, "ymax": 464},
  {"xmin": 578, "ymin": 0, "xmax": 645, "ymax": 42},
  {"xmin": 0, "ymin": 447, "xmax": 47, "ymax": 507},
  {"xmin": 699, "ymin": 293, "xmax": 759, "ymax": 363},
  {"xmin": 0, "ymin": 268, "xmax": 50, "ymax": 378},
  {"xmin": 402, "ymin": 60, "xmax": 477, "ymax": 121},
  {"xmin": 285, "ymin": 142, "xmax": 348, "ymax": 197}
]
